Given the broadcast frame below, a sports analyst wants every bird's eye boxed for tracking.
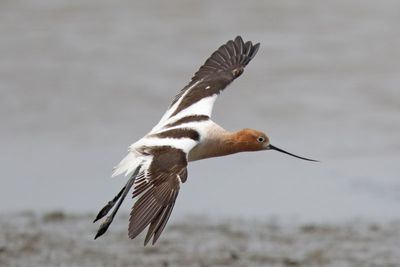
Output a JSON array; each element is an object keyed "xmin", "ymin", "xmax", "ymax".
[{"xmin": 257, "ymin": 136, "xmax": 265, "ymax": 143}]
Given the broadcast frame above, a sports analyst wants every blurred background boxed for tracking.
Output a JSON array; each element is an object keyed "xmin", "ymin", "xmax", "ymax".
[
  {"xmin": 2, "ymin": 0, "xmax": 399, "ymax": 222},
  {"xmin": 1, "ymin": 0, "xmax": 400, "ymax": 265}
]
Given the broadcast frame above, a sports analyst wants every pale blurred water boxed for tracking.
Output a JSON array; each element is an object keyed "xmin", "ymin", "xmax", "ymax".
[{"xmin": 1, "ymin": 0, "xmax": 399, "ymax": 223}]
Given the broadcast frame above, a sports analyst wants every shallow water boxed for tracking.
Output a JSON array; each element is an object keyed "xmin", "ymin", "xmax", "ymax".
[{"xmin": 1, "ymin": 0, "xmax": 400, "ymax": 223}]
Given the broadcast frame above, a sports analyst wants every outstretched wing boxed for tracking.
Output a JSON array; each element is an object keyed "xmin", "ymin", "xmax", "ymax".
[
  {"xmin": 128, "ymin": 146, "xmax": 188, "ymax": 245},
  {"xmin": 152, "ymin": 36, "xmax": 260, "ymax": 132}
]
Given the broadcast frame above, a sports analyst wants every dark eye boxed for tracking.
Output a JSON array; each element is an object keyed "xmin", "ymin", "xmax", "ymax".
[{"xmin": 257, "ymin": 136, "xmax": 265, "ymax": 143}]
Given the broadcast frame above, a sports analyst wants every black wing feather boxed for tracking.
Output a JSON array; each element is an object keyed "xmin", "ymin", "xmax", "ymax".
[
  {"xmin": 169, "ymin": 36, "xmax": 260, "ymax": 108},
  {"xmin": 128, "ymin": 147, "xmax": 187, "ymax": 245}
]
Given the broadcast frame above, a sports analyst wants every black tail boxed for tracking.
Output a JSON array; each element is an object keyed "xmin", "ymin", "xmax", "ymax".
[{"xmin": 93, "ymin": 167, "xmax": 140, "ymax": 239}]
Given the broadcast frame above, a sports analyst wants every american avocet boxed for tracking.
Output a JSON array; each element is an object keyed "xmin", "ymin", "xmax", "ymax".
[{"xmin": 94, "ymin": 36, "xmax": 317, "ymax": 245}]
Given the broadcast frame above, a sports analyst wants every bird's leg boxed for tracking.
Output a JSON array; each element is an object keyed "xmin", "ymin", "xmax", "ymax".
[
  {"xmin": 93, "ymin": 185, "xmax": 126, "ymax": 223},
  {"xmin": 94, "ymin": 167, "xmax": 140, "ymax": 239}
]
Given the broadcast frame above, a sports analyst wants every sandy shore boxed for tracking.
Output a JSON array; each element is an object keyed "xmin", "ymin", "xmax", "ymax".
[{"xmin": 0, "ymin": 212, "xmax": 399, "ymax": 267}]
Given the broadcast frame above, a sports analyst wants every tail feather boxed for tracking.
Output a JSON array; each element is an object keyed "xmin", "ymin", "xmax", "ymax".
[{"xmin": 112, "ymin": 151, "xmax": 142, "ymax": 177}]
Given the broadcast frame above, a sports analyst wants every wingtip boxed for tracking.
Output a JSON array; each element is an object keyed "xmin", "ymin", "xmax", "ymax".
[
  {"xmin": 152, "ymin": 235, "xmax": 161, "ymax": 245},
  {"xmin": 251, "ymin": 43, "xmax": 261, "ymax": 57},
  {"xmin": 144, "ymin": 228, "xmax": 153, "ymax": 246},
  {"xmin": 142, "ymin": 235, "xmax": 158, "ymax": 246},
  {"xmin": 234, "ymin": 35, "xmax": 244, "ymax": 44},
  {"xmin": 143, "ymin": 237, "xmax": 151, "ymax": 246}
]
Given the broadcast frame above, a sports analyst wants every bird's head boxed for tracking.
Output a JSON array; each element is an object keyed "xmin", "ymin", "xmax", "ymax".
[
  {"xmin": 234, "ymin": 129, "xmax": 270, "ymax": 151},
  {"xmin": 235, "ymin": 128, "xmax": 318, "ymax": 162}
]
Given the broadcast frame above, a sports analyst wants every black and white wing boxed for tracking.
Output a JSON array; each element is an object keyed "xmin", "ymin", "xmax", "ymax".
[{"xmin": 152, "ymin": 36, "xmax": 260, "ymax": 132}]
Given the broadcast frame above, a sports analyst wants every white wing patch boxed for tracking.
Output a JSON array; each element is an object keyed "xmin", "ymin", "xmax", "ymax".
[
  {"xmin": 151, "ymin": 79, "xmax": 203, "ymax": 133},
  {"xmin": 167, "ymin": 95, "xmax": 217, "ymax": 122},
  {"xmin": 135, "ymin": 137, "xmax": 198, "ymax": 154},
  {"xmin": 149, "ymin": 94, "xmax": 217, "ymax": 134}
]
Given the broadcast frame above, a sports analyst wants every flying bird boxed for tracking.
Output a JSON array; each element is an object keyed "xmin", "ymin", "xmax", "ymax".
[{"xmin": 93, "ymin": 36, "xmax": 317, "ymax": 245}]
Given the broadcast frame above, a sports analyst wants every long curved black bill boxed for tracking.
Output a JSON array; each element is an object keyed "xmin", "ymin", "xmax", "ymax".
[{"xmin": 269, "ymin": 144, "xmax": 318, "ymax": 162}]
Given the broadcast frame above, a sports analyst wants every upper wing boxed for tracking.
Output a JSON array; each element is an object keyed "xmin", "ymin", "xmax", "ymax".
[
  {"xmin": 128, "ymin": 145, "xmax": 189, "ymax": 245},
  {"xmin": 152, "ymin": 36, "xmax": 260, "ymax": 132}
]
